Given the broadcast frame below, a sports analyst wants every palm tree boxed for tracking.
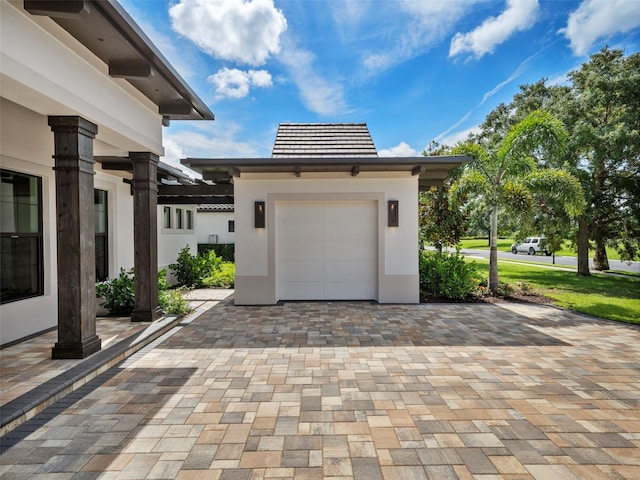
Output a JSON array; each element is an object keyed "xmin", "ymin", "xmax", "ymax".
[{"xmin": 452, "ymin": 110, "xmax": 585, "ymax": 292}]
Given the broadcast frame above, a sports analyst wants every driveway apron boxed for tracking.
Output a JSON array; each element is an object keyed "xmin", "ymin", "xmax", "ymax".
[{"xmin": 1, "ymin": 300, "xmax": 639, "ymax": 479}]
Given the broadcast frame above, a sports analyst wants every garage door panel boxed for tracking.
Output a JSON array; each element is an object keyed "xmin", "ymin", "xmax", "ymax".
[
  {"xmin": 277, "ymin": 201, "xmax": 377, "ymax": 300},
  {"xmin": 326, "ymin": 260, "xmax": 376, "ymax": 280},
  {"xmin": 279, "ymin": 281, "xmax": 325, "ymax": 300},
  {"xmin": 325, "ymin": 281, "xmax": 375, "ymax": 299}
]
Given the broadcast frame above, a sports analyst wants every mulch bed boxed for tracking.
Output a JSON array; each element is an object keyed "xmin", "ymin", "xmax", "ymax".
[{"xmin": 422, "ymin": 292, "xmax": 556, "ymax": 305}]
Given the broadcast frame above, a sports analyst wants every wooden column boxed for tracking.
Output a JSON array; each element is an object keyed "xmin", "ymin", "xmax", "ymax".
[
  {"xmin": 130, "ymin": 152, "xmax": 161, "ymax": 322},
  {"xmin": 49, "ymin": 116, "xmax": 102, "ymax": 359}
]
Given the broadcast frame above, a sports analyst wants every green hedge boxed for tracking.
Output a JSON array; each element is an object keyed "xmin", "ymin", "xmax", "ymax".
[{"xmin": 198, "ymin": 243, "xmax": 235, "ymax": 262}]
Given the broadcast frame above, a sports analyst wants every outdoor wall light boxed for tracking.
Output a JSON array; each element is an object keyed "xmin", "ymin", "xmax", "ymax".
[
  {"xmin": 255, "ymin": 201, "xmax": 266, "ymax": 228},
  {"xmin": 388, "ymin": 200, "xmax": 399, "ymax": 227}
]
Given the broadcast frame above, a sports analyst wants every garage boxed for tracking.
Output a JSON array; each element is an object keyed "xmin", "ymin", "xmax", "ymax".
[{"xmin": 276, "ymin": 201, "xmax": 377, "ymax": 300}]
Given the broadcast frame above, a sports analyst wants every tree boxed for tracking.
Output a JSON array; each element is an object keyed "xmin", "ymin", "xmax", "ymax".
[
  {"xmin": 418, "ymin": 141, "xmax": 467, "ymax": 252},
  {"xmin": 452, "ymin": 110, "xmax": 585, "ymax": 292},
  {"xmin": 563, "ymin": 48, "xmax": 640, "ymax": 271}
]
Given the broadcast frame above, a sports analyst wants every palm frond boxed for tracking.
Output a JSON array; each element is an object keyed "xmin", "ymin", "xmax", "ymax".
[{"xmin": 524, "ymin": 168, "xmax": 586, "ymax": 217}]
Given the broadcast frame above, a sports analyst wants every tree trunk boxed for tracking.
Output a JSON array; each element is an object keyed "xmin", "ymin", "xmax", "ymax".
[
  {"xmin": 593, "ymin": 236, "xmax": 610, "ymax": 271},
  {"xmin": 489, "ymin": 205, "xmax": 499, "ymax": 292},
  {"xmin": 577, "ymin": 218, "xmax": 590, "ymax": 276}
]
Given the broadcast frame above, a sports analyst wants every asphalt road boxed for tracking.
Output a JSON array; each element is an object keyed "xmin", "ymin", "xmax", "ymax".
[{"xmin": 429, "ymin": 246, "xmax": 640, "ymax": 274}]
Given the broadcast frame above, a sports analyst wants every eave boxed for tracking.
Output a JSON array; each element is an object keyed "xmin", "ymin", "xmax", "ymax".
[
  {"xmin": 181, "ymin": 155, "xmax": 472, "ymax": 190},
  {"xmin": 24, "ymin": 0, "xmax": 214, "ymax": 122}
]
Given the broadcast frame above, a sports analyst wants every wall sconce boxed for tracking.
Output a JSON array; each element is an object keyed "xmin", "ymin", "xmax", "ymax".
[
  {"xmin": 255, "ymin": 201, "xmax": 265, "ymax": 228},
  {"xmin": 388, "ymin": 200, "xmax": 399, "ymax": 227}
]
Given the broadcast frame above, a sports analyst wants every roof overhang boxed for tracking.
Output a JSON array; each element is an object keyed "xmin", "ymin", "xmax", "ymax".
[
  {"xmin": 181, "ymin": 155, "xmax": 472, "ymax": 190},
  {"xmin": 24, "ymin": 0, "xmax": 214, "ymax": 122}
]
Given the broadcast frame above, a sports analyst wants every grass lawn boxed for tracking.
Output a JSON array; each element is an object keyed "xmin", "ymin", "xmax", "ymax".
[
  {"xmin": 470, "ymin": 258, "xmax": 640, "ymax": 325},
  {"xmin": 459, "ymin": 238, "xmax": 622, "ymax": 260}
]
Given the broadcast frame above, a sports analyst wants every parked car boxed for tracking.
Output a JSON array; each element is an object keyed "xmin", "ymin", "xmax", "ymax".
[{"xmin": 511, "ymin": 236, "xmax": 551, "ymax": 256}]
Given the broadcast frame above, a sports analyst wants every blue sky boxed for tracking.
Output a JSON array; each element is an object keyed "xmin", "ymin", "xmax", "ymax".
[{"xmin": 120, "ymin": 0, "xmax": 640, "ymax": 172}]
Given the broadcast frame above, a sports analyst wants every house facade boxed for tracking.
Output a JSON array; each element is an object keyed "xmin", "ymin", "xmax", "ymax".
[
  {"xmin": 0, "ymin": 0, "xmax": 212, "ymax": 352},
  {"xmin": 183, "ymin": 123, "xmax": 470, "ymax": 305}
]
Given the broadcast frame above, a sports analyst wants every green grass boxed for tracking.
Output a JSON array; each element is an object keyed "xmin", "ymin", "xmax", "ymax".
[
  {"xmin": 459, "ymin": 238, "xmax": 622, "ymax": 260},
  {"xmin": 469, "ymin": 258, "xmax": 640, "ymax": 325}
]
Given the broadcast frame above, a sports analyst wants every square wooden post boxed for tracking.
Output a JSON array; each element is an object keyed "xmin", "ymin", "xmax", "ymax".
[
  {"xmin": 49, "ymin": 116, "xmax": 101, "ymax": 359},
  {"xmin": 130, "ymin": 152, "xmax": 161, "ymax": 322}
]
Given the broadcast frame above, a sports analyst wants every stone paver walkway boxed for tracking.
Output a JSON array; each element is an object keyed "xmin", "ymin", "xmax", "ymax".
[{"xmin": 1, "ymin": 299, "xmax": 639, "ymax": 479}]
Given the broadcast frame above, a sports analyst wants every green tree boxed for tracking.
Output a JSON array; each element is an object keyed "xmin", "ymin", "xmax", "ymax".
[
  {"xmin": 452, "ymin": 110, "xmax": 585, "ymax": 292},
  {"xmin": 563, "ymin": 48, "xmax": 640, "ymax": 271}
]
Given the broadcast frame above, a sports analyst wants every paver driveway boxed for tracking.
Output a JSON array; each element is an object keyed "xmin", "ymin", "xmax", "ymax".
[{"xmin": 1, "ymin": 300, "xmax": 639, "ymax": 479}]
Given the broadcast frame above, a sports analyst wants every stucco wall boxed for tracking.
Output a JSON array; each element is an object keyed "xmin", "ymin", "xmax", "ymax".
[
  {"xmin": 233, "ymin": 173, "xmax": 419, "ymax": 304},
  {"xmin": 196, "ymin": 211, "xmax": 235, "ymax": 245}
]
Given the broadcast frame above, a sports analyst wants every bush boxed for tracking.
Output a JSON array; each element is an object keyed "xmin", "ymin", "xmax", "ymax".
[
  {"xmin": 170, "ymin": 246, "xmax": 222, "ymax": 288},
  {"xmin": 96, "ymin": 268, "xmax": 135, "ymax": 315},
  {"xmin": 159, "ymin": 289, "xmax": 191, "ymax": 315},
  {"xmin": 203, "ymin": 262, "xmax": 235, "ymax": 288},
  {"xmin": 198, "ymin": 243, "xmax": 235, "ymax": 262},
  {"xmin": 419, "ymin": 250, "xmax": 478, "ymax": 301}
]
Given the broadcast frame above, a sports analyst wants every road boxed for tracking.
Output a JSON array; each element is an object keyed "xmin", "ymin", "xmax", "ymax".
[{"xmin": 429, "ymin": 246, "xmax": 640, "ymax": 274}]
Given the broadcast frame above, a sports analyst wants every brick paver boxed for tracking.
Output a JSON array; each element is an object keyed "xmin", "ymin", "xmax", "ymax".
[{"xmin": 1, "ymin": 300, "xmax": 639, "ymax": 479}]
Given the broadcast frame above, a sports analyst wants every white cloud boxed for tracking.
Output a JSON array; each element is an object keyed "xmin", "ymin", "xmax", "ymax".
[
  {"xmin": 169, "ymin": 0, "xmax": 287, "ymax": 65},
  {"xmin": 378, "ymin": 142, "xmax": 420, "ymax": 157},
  {"xmin": 208, "ymin": 67, "xmax": 272, "ymax": 99},
  {"xmin": 363, "ymin": 0, "xmax": 485, "ymax": 73},
  {"xmin": 562, "ymin": 0, "xmax": 640, "ymax": 56},
  {"xmin": 279, "ymin": 42, "xmax": 350, "ymax": 116},
  {"xmin": 449, "ymin": 0, "xmax": 539, "ymax": 60}
]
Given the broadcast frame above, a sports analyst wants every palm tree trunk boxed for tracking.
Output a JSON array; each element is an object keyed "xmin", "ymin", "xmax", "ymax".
[
  {"xmin": 489, "ymin": 205, "xmax": 499, "ymax": 292},
  {"xmin": 577, "ymin": 218, "xmax": 590, "ymax": 276}
]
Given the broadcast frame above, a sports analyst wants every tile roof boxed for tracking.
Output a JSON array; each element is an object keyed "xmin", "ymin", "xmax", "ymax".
[
  {"xmin": 197, "ymin": 204, "xmax": 235, "ymax": 213},
  {"xmin": 272, "ymin": 123, "xmax": 378, "ymax": 158}
]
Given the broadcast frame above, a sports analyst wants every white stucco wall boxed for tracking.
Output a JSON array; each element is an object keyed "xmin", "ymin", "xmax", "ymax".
[
  {"xmin": 233, "ymin": 173, "xmax": 419, "ymax": 304},
  {"xmin": 158, "ymin": 205, "xmax": 198, "ymax": 284},
  {"xmin": 196, "ymin": 211, "xmax": 236, "ymax": 245}
]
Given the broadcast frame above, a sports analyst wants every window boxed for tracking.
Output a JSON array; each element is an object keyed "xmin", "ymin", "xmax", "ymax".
[
  {"xmin": 94, "ymin": 189, "xmax": 108, "ymax": 282},
  {"xmin": 186, "ymin": 210, "xmax": 193, "ymax": 230},
  {"xmin": 163, "ymin": 206, "xmax": 171, "ymax": 229},
  {"xmin": 228, "ymin": 220, "xmax": 235, "ymax": 233},
  {"xmin": 1, "ymin": 169, "xmax": 43, "ymax": 304},
  {"xmin": 176, "ymin": 208, "xmax": 183, "ymax": 229}
]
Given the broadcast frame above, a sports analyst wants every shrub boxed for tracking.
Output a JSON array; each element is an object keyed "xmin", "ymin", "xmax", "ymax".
[
  {"xmin": 419, "ymin": 250, "xmax": 478, "ymax": 301},
  {"xmin": 159, "ymin": 288, "xmax": 191, "ymax": 315},
  {"xmin": 203, "ymin": 262, "xmax": 235, "ymax": 288},
  {"xmin": 170, "ymin": 246, "xmax": 222, "ymax": 288},
  {"xmin": 96, "ymin": 268, "xmax": 135, "ymax": 315},
  {"xmin": 198, "ymin": 243, "xmax": 235, "ymax": 262}
]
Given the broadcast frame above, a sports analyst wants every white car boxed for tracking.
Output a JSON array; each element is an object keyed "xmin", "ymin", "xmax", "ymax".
[{"xmin": 511, "ymin": 236, "xmax": 551, "ymax": 256}]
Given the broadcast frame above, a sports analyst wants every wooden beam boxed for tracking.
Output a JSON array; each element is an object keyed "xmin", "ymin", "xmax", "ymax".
[
  {"xmin": 159, "ymin": 100, "xmax": 193, "ymax": 116},
  {"xmin": 351, "ymin": 165, "xmax": 360, "ymax": 176},
  {"xmin": 158, "ymin": 195, "xmax": 234, "ymax": 205},
  {"xmin": 411, "ymin": 165, "xmax": 424, "ymax": 176},
  {"xmin": 228, "ymin": 167, "xmax": 241, "ymax": 178},
  {"xmin": 109, "ymin": 60, "xmax": 153, "ymax": 78},
  {"xmin": 158, "ymin": 183, "xmax": 234, "ymax": 196},
  {"xmin": 25, "ymin": 0, "xmax": 90, "ymax": 18},
  {"xmin": 294, "ymin": 166, "xmax": 301, "ymax": 177}
]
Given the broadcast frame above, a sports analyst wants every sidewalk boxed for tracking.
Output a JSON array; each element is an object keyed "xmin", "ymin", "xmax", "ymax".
[{"xmin": 0, "ymin": 289, "xmax": 233, "ymax": 436}]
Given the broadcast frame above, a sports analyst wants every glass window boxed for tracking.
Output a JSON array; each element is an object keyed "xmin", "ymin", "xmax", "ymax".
[
  {"xmin": 1, "ymin": 169, "xmax": 43, "ymax": 304},
  {"xmin": 186, "ymin": 210, "xmax": 193, "ymax": 230},
  {"xmin": 94, "ymin": 189, "xmax": 108, "ymax": 282},
  {"xmin": 176, "ymin": 208, "xmax": 183, "ymax": 229},
  {"xmin": 163, "ymin": 206, "xmax": 171, "ymax": 229},
  {"xmin": 228, "ymin": 220, "xmax": 235, "ymax": 233}
]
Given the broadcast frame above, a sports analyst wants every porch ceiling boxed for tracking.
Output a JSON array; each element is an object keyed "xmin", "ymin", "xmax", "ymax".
[{"xmin": 24, "ymin": 0, "xmax": 214, "ymax": 122}]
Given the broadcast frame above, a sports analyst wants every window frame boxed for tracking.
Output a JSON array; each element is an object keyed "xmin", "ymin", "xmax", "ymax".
[
  {"xmin": 94, "ymin": 189, "xmax": 109, "ymax": 282},
  {"xmin": 228, "ymin": 219, "xmax": 235, "ymax": 233},
  {"xmin": 0, "ymin": 169, "xmax": 44, "ymax": 304}
]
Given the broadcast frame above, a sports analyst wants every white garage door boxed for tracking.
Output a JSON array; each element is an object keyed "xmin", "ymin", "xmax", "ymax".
[{"xmin": 277, "ymin": 201, "xmax": 377, "ymax": 300}]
